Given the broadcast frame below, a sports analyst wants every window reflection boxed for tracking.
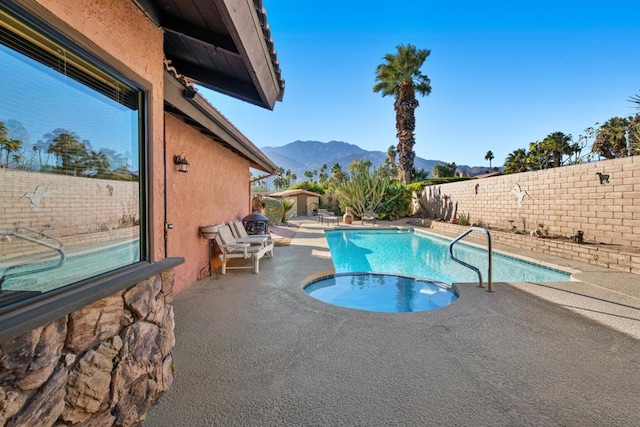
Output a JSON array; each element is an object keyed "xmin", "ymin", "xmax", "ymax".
[{"xmin": 0, "ymin": 12, "xmax": 142, "ymax": 300}]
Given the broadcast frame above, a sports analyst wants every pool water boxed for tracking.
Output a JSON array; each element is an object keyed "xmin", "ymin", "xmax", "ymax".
[
  {"xmin": 325, "ymin": 229, "xmax": 571, "ymax": 284},
  {"xmin": 1, "ymin": 241, "xmax": 140, "ymax": 293},
  {"xmin": 305, "ymin": 273, "xmax": 458, "ymax": 313}
]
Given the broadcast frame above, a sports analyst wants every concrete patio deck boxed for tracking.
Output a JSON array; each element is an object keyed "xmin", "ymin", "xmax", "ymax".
[{"xmin": 145, "ymin": 219, "xmax": 640, "ymax": 426}]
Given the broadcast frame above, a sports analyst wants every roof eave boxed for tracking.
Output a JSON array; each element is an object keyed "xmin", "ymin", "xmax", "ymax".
[
  {"xmin": 164, "ymin": 71, "xmax": 278, "ymax": 173},
  {"xmin": 213, "ymin": 0, "xmax": 283, "ymax": 110}
]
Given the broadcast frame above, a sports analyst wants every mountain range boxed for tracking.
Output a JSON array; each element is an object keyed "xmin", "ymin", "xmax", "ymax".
[{"xmin": 260, "ymin": 140, "xmax": 492, "ymax": 181}]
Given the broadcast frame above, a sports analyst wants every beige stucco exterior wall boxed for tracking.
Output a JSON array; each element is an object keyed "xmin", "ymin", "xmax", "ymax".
[
  {"xmin": 164, "ymin": 114, "xmax": 252, "ymax": 293},
  {"xmin": 33, "ymin": 0, "xmax": 166, "ymax": 261},
  {"xmin": 417, "ymin": 156, "xmax": 640, "ymax": 248}
]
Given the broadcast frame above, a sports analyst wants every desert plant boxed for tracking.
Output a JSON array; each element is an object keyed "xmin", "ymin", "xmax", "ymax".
[
  {"xmin": 458, "ymin": 212, "xmax": 470, "ymax": 226},
  {"xmin": 261, "ymin": 197, "xmax": 284, "ymax": 225},
  {"xmin": 335, "ymin": 165, "xmax": 404, "ymax": 218},
  {"xmin": 281, "ymin": 199, "xmax": 295, "ymax": 223},
  {"xmin": 375, "ymin": 184, "xmax": 411, "ymax": 220}
]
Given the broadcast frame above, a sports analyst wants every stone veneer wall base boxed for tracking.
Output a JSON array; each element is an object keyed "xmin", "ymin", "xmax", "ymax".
[{"xmin": 0, "ymin": 270, "xmax": 175, "ymax": 426}]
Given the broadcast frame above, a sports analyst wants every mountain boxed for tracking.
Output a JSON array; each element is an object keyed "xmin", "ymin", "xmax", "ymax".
[{"xmin": 259, "ymin": 140, "xmax": 492, "ymax": 183}]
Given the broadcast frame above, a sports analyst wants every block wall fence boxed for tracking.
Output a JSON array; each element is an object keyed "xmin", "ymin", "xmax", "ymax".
[
  {"xmin": 0, "ymin": 169, "xmax": 139, "ymax": 260},
  {"xmin": 416, "ymin": 156, "xmax": 640, "ymax": 249}
]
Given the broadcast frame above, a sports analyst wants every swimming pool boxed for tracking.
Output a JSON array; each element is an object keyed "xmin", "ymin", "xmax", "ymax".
[{"xmin": 325, "ymin": 229, "xmax": 571, "ymax": 284}]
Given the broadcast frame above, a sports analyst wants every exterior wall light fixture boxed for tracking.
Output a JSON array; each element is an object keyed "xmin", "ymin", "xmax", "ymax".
[{"xmin": 174, "ymin": 154, "xmax": 190, "ymax": 173}]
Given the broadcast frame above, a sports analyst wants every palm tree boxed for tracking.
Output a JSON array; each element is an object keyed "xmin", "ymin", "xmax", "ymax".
[
  {"xmin": 504, "ymin": 148, "xmax": 529, "ymax": 174},
  {"xmin": 592, "ymin": 117, "xmax": 631, "ymax": 159},
  {"xmin": 484, "ymin": 150, "xmax": 494, "ymax": 169},
  {"xmin": 543, "ymin": 131, "xmax": 573, "ymax": 167},
  {"xmin": 630, "ymin": 91, "xmax": 640, "ymax": 109},
  {"xmin": 318, "ymin": 163, "xmax": 328, "ymax": 184},
  {"xmin": 411, "ymin": 168, "xmax": 430, "ymax": 182},
  {"xmin": 0, "ymin": 121, "xmax": 10, "ymax": 166},
  {"xmin": 386, "ymin": 145, "xmax": 397, "ymax": 165},
  {"xmin": 330, "ymin": 163, "xmax": 347, "ymax": 184},
  {"xmin": 45, "ymin": 129, "xmax": 87, "ymax": 173},
  {"xmin": 527, "ymin": 141, "xmax": 550, "ymax": 170},
  {"xmin": 374, "ymin": 44, "xmax": 432, "ymax": 184}
]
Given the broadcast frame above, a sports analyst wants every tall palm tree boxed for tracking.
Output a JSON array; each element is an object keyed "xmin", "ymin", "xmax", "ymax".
[
  {"xmin": 484, "ymin": 150, "xmax": 494, "ymax": 169},
  {"xmin": 374, "ymin": 44, "xmax": 432, "ymax": 184}
]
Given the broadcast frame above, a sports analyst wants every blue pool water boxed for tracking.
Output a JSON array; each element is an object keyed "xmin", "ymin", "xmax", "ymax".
[
  {"xmin": 325, "ymin": 229, "xmax": 571, "ymax": 284},
  {"xmin": 305, "ymin": 273, "xmax": 458, "ymax": 313},
  {"xmin": 1, "ymin": 241, "xmax": 140, "ymax": 293}
]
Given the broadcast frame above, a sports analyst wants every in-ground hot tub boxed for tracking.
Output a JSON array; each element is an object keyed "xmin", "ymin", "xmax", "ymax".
[{"xmin": 304, "ymin": 272, "xmax": 458, "ymax": 313}]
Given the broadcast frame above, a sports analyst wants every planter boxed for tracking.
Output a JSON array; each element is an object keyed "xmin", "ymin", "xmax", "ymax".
[
  {"xmin": 200, "ymin": 225, "xmax": 219, "ymax": 240},
  {"xmin": 343, "ymin": 208, "xmax": 353, "ymax": 225}
]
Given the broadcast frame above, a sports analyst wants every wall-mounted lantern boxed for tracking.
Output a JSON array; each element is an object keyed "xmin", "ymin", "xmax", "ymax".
[{"xmin": 174, "ymin": 154, "xmax": 190, "ymax": 173}]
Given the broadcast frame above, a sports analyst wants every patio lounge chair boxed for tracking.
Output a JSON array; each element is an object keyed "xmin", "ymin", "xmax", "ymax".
[
  {"xmin": 361, "ymin": 210, "xmax": 377, "ymax": 225},
  {"xmin": 215, "ymin": 224, "xmax": 273, "ymax": 274},
  {"xmin": 230, "ymin": 220, "xmax": 273, "ymax": 247},
  {"xmin": 316, "ymin": 209, "xmax": 339, "ymax": 225}
]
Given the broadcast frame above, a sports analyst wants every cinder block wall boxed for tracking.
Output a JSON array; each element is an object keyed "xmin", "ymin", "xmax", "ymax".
[
  {"xmin": 416, "ymin": 156, "xmax": 640, "ymax": 249},
  {"xmin": 0, "ymin": 169, "xmax": 138, "ymax": 259}
]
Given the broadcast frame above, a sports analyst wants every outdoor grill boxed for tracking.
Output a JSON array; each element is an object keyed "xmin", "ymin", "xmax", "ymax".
[{"xmin": 242, "ymin": 213, "xmax": 269, "ymax": 235}]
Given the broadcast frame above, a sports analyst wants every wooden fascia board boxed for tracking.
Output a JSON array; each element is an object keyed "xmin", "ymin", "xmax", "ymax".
[{"xmin": 214, "ymin": 0, "xmax": 281, "ymax": 110}]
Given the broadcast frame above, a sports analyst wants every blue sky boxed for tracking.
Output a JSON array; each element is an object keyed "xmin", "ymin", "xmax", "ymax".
[{"xmin": 199, "ymin": 0, "xmax": 640, "ymax": 167}]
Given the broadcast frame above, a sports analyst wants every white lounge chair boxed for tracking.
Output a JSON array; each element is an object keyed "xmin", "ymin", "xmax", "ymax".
[
  {"xmin": 215, "ymin": 224, "xmax": 273, "ymax": 274},
  {"xmin": 230, "ymin": 220, "xmax": 273, "ymax": 251}
]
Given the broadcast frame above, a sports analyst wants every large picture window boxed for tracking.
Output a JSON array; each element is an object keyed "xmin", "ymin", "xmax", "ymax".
[{"xmin": 0, "ymin": 7, "xmax": 144, "ymax": 306}]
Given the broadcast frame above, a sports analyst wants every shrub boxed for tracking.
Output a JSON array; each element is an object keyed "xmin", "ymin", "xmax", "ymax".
[
  {"xmin": 289, "ymin": 181, "xmax": 325, "ymax": 194},
  {"xmin": 458, "ymin": 212, "xmax": 471, "ymax": 226},
  {"xmin": 261, "ymin": 197, "xmax": 284, "ymax": 225}
]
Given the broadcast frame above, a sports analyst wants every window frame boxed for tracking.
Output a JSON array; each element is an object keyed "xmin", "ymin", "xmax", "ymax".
[{"xmin": 0, "ymin": 1, "xmax": 181, "ymax": 343}]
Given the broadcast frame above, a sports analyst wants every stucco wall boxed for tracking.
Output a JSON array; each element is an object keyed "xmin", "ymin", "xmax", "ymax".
[
  {"xmin": 34, "ymin": 0, "xmax": 166, "ymax": 262},
  {"xmin": 416, "ymin": 156, "xmax": 640, "ymax": 248},
  {"xmin": 0, "ymin": 3, "xmax": 172, "ymax": 427},
  {"xmin": 164, "ymin": 114, "xmax": 252, "ymax": 293}
]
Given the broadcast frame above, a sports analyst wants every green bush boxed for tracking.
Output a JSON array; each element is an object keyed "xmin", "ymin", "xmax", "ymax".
[
  {"xmin": 261, "ymin": 197, "xmax": 284, "ymax": 225},
  {"xmin": 376, "ymin": 184, "xmax": 411, "ymax": 220},
  {"xmin": 289, "ymin": 181, "xmax": 325, "ymax": 194}
]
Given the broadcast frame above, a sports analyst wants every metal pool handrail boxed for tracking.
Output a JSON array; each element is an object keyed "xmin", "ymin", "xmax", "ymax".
[
  {"xmin": 0, "ymin": 227, "xmax": 66, "ymax": 289},
  {"xmin": 448, "ymin": 227, "xmax": 493, "ymax": 292}
]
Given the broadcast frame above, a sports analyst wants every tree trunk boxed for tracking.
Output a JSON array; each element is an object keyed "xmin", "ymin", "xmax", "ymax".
[{"xmin": 394, "ymin": 81, "xmax": 419, "ymax": 184}]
